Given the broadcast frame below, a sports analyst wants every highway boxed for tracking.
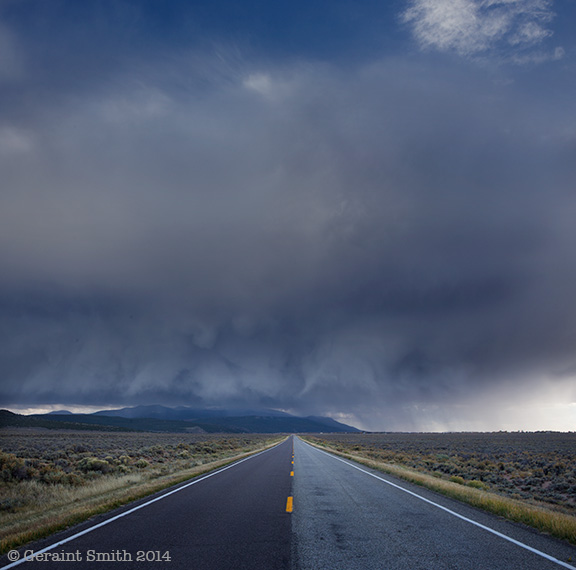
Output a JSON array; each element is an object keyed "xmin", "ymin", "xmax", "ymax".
[
  {"xmin": 1, "ymin": 436, "xmax": 575, "ymax": 569},
  {"xmin": 292, "ymin": 437, "xmax": 576, "ymax": 570},
  {"xmin": 1, "ymin": 439, "xmax": 293, "ymax": 570}
]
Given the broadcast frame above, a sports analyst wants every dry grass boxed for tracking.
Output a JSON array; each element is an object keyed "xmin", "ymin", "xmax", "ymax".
[
  {"xmin": 302, "ymin": 432, "xmax": 576, "ymax": 511},
  {"xmin": 302, "ymin": 436, "xmax": 576, "ymax": 546},
  {"xmin": 0, "ymin": 431, "xmax": 283, "ymax": 553}
]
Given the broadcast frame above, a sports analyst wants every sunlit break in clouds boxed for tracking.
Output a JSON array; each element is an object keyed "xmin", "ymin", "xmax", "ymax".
[{"xmin": 1, "ymin": 0, "xmax": 576, "ymax": 431}]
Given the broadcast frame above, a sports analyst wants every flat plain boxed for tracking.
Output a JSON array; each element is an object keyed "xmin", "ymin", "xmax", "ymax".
[
  {"xmin": 0, "ymin": 429, "xmax": 280, "ymax": 553},
  {"xmin": 303, "ymin": 431, "xmax": 576, "ymax": 543}
]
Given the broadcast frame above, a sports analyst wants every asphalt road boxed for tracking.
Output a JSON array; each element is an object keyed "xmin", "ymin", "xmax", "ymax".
[
  {"xmin": 292, "ymin": 437, "xmax": 576, "ymax": 570},
  {"xmin": 1, "ymin": 438, "xmax": 293, "ymax": 570},
  {"xmin": 2, "ymin": 435, "xmax": 575, "ymax": 570}
]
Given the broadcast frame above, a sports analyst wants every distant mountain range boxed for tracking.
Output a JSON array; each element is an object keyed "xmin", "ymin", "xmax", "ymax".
[
  {"xmin": 93, "ymin": 405, "xmax": 292, "ymax": 420},
  {"xmin": 0, "ymin": 405, "xmax": 359, "ymax": 433}
]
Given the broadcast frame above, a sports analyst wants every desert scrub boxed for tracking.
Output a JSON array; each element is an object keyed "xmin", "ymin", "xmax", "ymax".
[
  {"xmin": 304, "ymin": 432, "xmax": 576, "ymax": 513},
  {"xmin": 302, "ymin": 433, "xmax": 576, "ymax": 545},
  {"xmin": 0, "ymin": 429, "xmax": 282, "ymax": 553}
]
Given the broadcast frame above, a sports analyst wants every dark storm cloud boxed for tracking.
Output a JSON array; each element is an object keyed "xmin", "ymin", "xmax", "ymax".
[{"xmin": 1, "ymin": 1, "xmax": 575, "ymax": 429}]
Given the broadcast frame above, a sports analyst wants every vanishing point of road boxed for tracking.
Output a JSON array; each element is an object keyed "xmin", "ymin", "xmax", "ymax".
[{"xmin": 1, "ymin": 436, "xmax": 575, "ymax": 570}]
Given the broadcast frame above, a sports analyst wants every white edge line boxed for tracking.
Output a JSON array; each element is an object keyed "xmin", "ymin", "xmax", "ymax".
[
  {"xmin": 300, "ymin": 439, "xmax": 576, "ymax": 570},
  {"xmin": 1, "ymin": 442, "xmax": 283, "ymax": 569}
]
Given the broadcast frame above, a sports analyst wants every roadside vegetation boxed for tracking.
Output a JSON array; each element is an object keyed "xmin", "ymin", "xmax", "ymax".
[
  {"xmin": 302, "ymin": 432, "xmax": 576, "ymax": 545},
  {"xmin": 0, "ymin": 429, "xmax": 282, "ymax": 553}
]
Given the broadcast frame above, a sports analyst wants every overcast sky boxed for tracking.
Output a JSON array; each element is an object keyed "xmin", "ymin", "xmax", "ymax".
[{"xmin": 1, "ymin": 0, "xmax": 576, "ymax": 431}]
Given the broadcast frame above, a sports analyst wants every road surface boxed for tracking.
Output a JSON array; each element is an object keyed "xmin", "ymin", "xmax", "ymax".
[
  {"xmin": 292, "ymin": 437, "xmax": 576, "ymax": 570},
  {"xmin": 1, "ymin": 436, "xmax": 575, "ymax": 569},
  {"xmin": 1, "ymin": 439, "xmax": 293, "ymax": 570}
]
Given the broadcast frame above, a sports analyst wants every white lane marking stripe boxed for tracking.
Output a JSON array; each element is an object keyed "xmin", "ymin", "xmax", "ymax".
[
  {"xmin": 1, "ymin": 442, "xmax": 283, "ymax": 569},
  {"xmin": 301, "ymin": 440, "xmax": 576, "ymax": 570}
]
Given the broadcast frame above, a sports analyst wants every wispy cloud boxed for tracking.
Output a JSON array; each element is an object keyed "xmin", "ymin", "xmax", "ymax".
[{"xmin": 402, "ymin": 0, "xmax": 560, "ymax": 63}]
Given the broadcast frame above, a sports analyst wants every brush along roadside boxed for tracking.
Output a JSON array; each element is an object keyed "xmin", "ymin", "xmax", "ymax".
[
  {"xmin": 300, "ymin": 437, "xmax": 576, "ymax": 546},
  {"xmin": 0, "ymin": 436, "xmax": 285, "ymax": 554}
]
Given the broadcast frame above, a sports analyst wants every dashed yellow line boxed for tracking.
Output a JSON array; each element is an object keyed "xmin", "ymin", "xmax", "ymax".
[{"xmin": 288, "ymin": 441, "xmax": 294, "ymax": 511}]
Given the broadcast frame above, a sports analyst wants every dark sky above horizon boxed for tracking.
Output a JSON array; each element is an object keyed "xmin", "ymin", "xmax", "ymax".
[{"xmin": 1, "ymin": 0, "xmax": 576, "ymax": 430}]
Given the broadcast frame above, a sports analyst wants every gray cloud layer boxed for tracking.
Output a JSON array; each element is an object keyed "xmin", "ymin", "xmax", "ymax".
[{"xmin": 1, "ymin": 12, "xmax": 575, "ymax": 429}]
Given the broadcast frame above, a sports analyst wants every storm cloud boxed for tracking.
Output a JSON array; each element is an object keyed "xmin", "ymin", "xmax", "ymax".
[{"xmin": 1, "ymin": 0, "xmax": 575, "ymax": 430}]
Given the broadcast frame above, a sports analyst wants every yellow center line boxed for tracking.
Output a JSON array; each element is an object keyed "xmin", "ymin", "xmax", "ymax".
[
  {"xmin": 286, "ymin": 496, "xmax": 293, "ymax": 512},
  {"xmin": 290, "ymin": 471, "xmax": 294, "ymax": 476}
]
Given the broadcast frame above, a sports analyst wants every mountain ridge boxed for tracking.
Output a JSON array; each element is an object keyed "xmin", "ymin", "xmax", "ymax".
[
  {"xmin": 93, "ymin": 405, "xmax": 293, "ymax": 420},
  {"xmin": 0, "ymin": 407, "xmax": 359, "ymax": 433}
]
